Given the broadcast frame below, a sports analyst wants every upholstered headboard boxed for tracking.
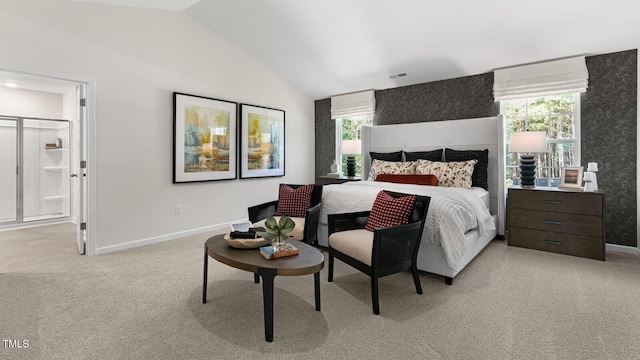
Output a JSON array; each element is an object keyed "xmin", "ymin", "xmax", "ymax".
[{"xmin": 361, "ymin": 115, "xmax": 505, "ymax": 235}]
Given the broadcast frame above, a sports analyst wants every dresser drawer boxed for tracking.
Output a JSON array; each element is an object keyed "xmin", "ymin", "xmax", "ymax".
[
  {"xmin": 508, "ymin": 189, "xmax": 602, "ymax": 216},
  {"xmin": 509, "ymin": 227, "xmax": 604, "ymax": 260},
  {"xmin": 509, "ymin": 208, "xmax": 603, "ymax": 237}
]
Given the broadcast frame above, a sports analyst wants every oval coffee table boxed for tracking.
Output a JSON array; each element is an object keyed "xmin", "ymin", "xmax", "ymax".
[{"xmin": 203, "ymin": 233, "xmax": 324, "ymax": 342}]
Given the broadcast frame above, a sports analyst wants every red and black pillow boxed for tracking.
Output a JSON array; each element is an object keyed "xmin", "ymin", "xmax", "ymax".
[
  {"xmin": 274, "ymin": 184, "xmax": 314, "ymax": 218},
  {"xmin": 365, "ymin": 191, "xmax": 416, "ymax": 231}
]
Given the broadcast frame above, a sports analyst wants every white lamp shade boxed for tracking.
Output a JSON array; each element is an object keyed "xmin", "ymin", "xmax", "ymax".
[
  {"xmin": 341, "ymin": 139, "xmax": 361, "ymax": 155},
  {"xmin": 509, "ymin": 131, "xmax": 547, "ymax": 153}
]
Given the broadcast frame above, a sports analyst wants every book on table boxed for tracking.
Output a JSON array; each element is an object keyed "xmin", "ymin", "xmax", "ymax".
[{"xmin": 260, "ymin": 243, "xmax": 299, "ymax": 259}]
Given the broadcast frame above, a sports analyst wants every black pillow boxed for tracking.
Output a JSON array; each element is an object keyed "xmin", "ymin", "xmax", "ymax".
[
  {"xmin": 444, "ymin": 148, "xmax": 489, "ymax": 190},
  {"xmin": 404, "ymin": 149, "xmax": 443, "ymax": 162},
  {"xmin": 369, "ymin": 151, "xmax": 403, "ymax": 162}
]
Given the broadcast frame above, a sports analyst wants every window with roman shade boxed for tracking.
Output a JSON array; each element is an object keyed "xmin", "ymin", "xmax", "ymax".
[
  {"xmin": 493, "ymin": 56, "xmax": 589, "ymax": 101},
  {"xmin": 330, "ymin": 90, "xmax": 375, "ymax": 119},
  {"xmin": 331, "ymin": 91, "xmax": 375, "ymax": 177}
]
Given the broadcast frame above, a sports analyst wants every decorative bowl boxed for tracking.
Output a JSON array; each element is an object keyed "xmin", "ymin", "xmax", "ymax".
[{"xmin": 224, "ymin": 233, "xmax": 269, "ymax": 249}]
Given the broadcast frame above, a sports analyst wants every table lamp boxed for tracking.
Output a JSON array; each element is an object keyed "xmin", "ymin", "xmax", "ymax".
[
  {"xmin": 509, "ymin": 131, "xmax": 547, "ymax": 188},
  {"xmin": 341, "ymin": 139, "xmax": 361, "ymax": 178}
]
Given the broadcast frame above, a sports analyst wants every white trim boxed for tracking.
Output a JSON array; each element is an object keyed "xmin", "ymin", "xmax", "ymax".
[
  {"xmin": 0, "ymin": 63, "xmax": 97, "ymax": 256},
  {"xmin": 95, "ymin": 220, "xmax": 237, "ymax": 255},
  {"xmin": 606, "ymin": 243, "xmax": 640, "ymax": 256}
]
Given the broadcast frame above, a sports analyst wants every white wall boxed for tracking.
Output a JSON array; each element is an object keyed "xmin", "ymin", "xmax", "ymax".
[
  {"xmin": 0, "ymin": 87, "xmax": 63, "ymax": 119},
  {"xmin": 0, "ymin": 0, "xmax": 315, "ymax": 253}
]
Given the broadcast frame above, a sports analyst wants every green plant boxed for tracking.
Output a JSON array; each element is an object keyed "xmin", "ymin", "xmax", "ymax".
[{"xmin": 263, "ymin": 216, "xmax": 295, "ymax": 242}]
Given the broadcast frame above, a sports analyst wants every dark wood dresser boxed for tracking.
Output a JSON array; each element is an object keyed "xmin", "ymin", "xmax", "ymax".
[{"xmin": 508, "ymin": 186, "xmax": 605, "ymax": 260}]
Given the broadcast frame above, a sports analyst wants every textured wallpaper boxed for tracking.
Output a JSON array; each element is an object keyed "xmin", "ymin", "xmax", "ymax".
[
  {"xmin": 582, "ymin": 49, "xmax": 637, "ymax": 247},
  {"xmin": 314, "ymin": 49, "xmax": 638, "ymax": 246}
]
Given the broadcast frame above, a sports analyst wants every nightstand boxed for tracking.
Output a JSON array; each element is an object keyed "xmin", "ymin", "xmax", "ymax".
[
  {"xmin": 507, "ymin": 186, "xmax": 605, "ymax": 260},
  {"xmin": 316, "ymin": 176, "xmax": 361, "ymax": 185}
]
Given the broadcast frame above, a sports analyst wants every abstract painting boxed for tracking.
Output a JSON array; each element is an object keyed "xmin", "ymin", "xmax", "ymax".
[
  {"xmin": 240, "ymin": 104, "xmax": 285, "ymax": 178},
  {"xmin": 173, "ymin": 92, "xmax": 237, "ymax": 183}
]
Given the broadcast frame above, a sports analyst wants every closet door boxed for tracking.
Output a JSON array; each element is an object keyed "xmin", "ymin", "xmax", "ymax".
[{"xmin": 0, "ymin": 118, "xmax": 18, "ymax": 223}]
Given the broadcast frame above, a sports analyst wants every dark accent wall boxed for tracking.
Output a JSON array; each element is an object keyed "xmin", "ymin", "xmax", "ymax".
[
  {"xmin": 582, "ymin": 49, "xmax": 637, "ymax": 247},
  {"xmin": 375, "ymin": 73, "xmax": 499, "ymax": 125},
  {"xmin": 314, "ymin": 49, "xmax": 637, "ymax": 246}
]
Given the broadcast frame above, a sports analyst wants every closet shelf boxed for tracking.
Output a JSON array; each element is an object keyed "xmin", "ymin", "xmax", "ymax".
[{"xmin": 44, "ymin": 195, "xmax": 67, "ymax": 201}]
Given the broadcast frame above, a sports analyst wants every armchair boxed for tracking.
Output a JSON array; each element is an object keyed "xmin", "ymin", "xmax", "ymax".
[
  {"xmin": 327, "ymin": 190, "xmax": 431, "ymax": 315},
  {"xmin": 248, "ymin": 184, "xmax": 323, "ymax": 246}
]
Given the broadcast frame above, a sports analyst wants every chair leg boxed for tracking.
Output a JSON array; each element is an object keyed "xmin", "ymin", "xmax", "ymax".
[
  {"xmin": 254, "ymin": 273, "xmax": 260, "ymax": 284},
  {"xmin": 412, "ymin": 266, "xmax": 423, "ymax": 294},
  {"xmin": 328, "ymin": 252, "xmax": 334, "ymax": 282},
  {"xmin": 371, "ymin": 276, "xmax": 380, "ymax": 315}
]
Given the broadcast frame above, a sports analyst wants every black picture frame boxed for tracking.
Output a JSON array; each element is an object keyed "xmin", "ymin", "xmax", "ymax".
[
  {"xmin": 239, "ymin": 104, "xmax": 285, "ymax": 179},
  {"xmin": 173, "ymin": 92, "xmax": 237, "ymax": 183}
]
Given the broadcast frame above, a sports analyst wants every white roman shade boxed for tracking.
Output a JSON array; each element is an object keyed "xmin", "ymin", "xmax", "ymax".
[
  {"xmin": 493, "ymin": 56, "xmax": 589, "ymax": 101},
  {"xmin": 331, "ymin": 90, "xmax": 375, "ymax": 119}
]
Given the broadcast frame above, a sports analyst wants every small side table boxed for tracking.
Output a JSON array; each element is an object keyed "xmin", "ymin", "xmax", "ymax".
[{"xmin": 316, "ymin": 176, "xmax": 361, "ymax": 185}]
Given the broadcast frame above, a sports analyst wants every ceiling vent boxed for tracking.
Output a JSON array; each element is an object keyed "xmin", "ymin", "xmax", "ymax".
[{"xmin": 389, "ymin": 73, "xmax": 407, "ymax": 79}]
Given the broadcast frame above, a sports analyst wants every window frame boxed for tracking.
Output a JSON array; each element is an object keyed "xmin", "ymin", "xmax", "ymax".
[
  {"xmin": 335, "ymin": 115, "xmax": 373, "ymax": 177},
  {"xmin": 501, "ymin": 93, "xmax": 581, "ymax": 187}
]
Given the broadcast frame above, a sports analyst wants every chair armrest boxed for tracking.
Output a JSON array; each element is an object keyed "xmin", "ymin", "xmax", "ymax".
[
  {"xmin": 327, "ymin": 211, "xmax": 371, "ymax": 236},
  {"xmin": 248, "ymin": 200, "xmax": 278, "ymax": 223},
  {"xmin": 303, "ymin": 202, "xmax": 322, "ymax": 245}
]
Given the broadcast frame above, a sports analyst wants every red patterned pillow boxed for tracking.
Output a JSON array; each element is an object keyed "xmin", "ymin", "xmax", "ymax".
[
  {"xmin": 365, "ymin": 191, "xmax": 416, "ymax": 231},
  {"xmin": 274, "ymin": 184, "xmax": 314, "ymax": 218}
]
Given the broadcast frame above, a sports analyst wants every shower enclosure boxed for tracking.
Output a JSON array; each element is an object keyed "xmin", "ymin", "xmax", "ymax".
[{"xmin": 0, "ymin": 117, "xmax": 71, "ymax": 224}]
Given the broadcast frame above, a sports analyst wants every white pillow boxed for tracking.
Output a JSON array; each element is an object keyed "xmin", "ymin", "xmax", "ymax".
[
  {"xmin": 369, "ymin": 159, "xmax": 416, "ymax": 180},
  {"xmin": 415, "ymin": 159, "xmax": 477, "ymax": 189}
]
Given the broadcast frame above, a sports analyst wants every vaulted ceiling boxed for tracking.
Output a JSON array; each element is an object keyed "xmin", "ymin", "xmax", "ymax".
[{"xmin": 53, "ymin": 1, "xmax": 640, "ymax": 99}]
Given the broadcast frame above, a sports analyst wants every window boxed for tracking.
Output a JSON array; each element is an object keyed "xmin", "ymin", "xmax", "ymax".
[
  {"xmin": 335, "ymin": 115, "xmax": 373, "ymax": 176},
  {"xmin": 502, "ymin": 94, "xmax": 580, "ymax": 188}
]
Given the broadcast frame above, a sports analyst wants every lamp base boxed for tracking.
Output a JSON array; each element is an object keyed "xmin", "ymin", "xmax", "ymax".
[
  {"xmin": 346, "ymin": 156, "xmax": 356, "ymax": 178},
  {"xmin": 519, "ymin": 154, "xmax": 537, "ymax": 187}
]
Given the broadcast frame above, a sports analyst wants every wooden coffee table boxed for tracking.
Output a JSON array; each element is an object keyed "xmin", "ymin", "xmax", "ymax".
[{"xmin": 203, "ymin": 234, "xmax": 324, "ymax": 342}]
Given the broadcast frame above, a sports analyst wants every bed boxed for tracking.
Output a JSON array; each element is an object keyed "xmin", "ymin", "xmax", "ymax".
[{"xmin": 317, "ymin": 116, "xmax": 505, "ymax": 284}]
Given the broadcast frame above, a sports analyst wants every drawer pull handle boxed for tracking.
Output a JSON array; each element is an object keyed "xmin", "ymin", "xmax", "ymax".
[
  {"xmin": 544, "ymin": 240, "xmax": 562, "ymax": 246},
  {"xmin": 544, "ymin": 200, "xmax": 561, "ymax": 205},
  {"xmin": 543, "ymin": 220, "xmax": 561, "ymax": 225}
]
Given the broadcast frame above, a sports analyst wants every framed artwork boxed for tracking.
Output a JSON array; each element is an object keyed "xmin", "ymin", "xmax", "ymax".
[
  {"xmin": 239, "ymin": 104, "xmax": 285, "ymax": 178},
  {"xmin": 559, "ymin": 166, "xmax": 583, "ymax": 189},
  {"xmin": 173, "ymin": 92, "xmax": 237, "ymax": 183}
]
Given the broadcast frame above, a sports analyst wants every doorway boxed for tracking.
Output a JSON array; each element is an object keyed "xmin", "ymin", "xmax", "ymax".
[{"xmin": 0, "ymin": 67, "xmax": 94, "ymax": 256}]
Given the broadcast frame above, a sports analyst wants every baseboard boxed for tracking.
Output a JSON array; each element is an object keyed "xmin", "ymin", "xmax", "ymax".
[
  {"xmin": 606, "ymin": 243, "xmax": 640, "ymax": 256},
  {"xmin": 95, "ymin": 220, "xmax": 240, "ymax": 255}
]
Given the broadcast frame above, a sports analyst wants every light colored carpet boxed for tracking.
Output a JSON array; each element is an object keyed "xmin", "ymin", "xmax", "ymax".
[{"xmin": 1, "ymin": 231, "xmax": 639, "ymax": 360}]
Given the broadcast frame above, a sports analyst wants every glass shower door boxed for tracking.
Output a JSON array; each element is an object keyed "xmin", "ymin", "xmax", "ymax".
[{"xmin": 0, "ymin": 118, "xmax": 17, "ymax": 223}]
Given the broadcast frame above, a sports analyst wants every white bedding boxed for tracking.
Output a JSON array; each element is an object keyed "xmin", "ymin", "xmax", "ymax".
[{"xmin": 321, "ymin": 181, "xmax": 495, "ymax": 270}]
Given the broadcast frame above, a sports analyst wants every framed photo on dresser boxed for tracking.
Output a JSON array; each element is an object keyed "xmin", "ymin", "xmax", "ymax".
[{"xmin": 559, "ymin": 166, "xmax": 583, "ymax": 189}]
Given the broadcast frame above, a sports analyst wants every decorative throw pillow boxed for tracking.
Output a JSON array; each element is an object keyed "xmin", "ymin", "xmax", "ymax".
[
  {"xmin": 365, "ymin": 191, "xmax": 417, "ymax": 232},
  {"xmin": 415, "ymin": 159, "xmax": 477, "ymax": 189},
  {"xmin": 403, "ymin": 149, "xmax": 443, "ymax": 162},
  {"xmin": 369, "ymin": 159, "xmax": 416, "ymax": 180},
  {"xmin": 375, "ymin": 174, "xmax": 438, "ymax": 186},
  {"xmin": 445, "ymin": 148, "xmax": 489, "ymax": 190},
  {"xmin": 274, "ymin": 184, "xmax": 314, "ymax": 218},
  {"xmin": 370, "ymin": 151, "xmax": 403, "ymax": 162}
]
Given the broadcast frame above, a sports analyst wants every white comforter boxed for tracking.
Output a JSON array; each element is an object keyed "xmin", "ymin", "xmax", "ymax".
[{"xmin": 320, "ymin": 181, "xmax": 495, "ymax": 270}]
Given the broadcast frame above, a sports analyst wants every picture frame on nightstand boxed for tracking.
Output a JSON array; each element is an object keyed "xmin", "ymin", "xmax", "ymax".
[{"xmin": 559, "ymin": 166, "xmax": 583, "ymax": 190}]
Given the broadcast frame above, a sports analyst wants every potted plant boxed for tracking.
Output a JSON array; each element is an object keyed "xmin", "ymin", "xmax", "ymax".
[{"xmin": 263, "ymin": 216, "xmax": 295, "ymax": 250}]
